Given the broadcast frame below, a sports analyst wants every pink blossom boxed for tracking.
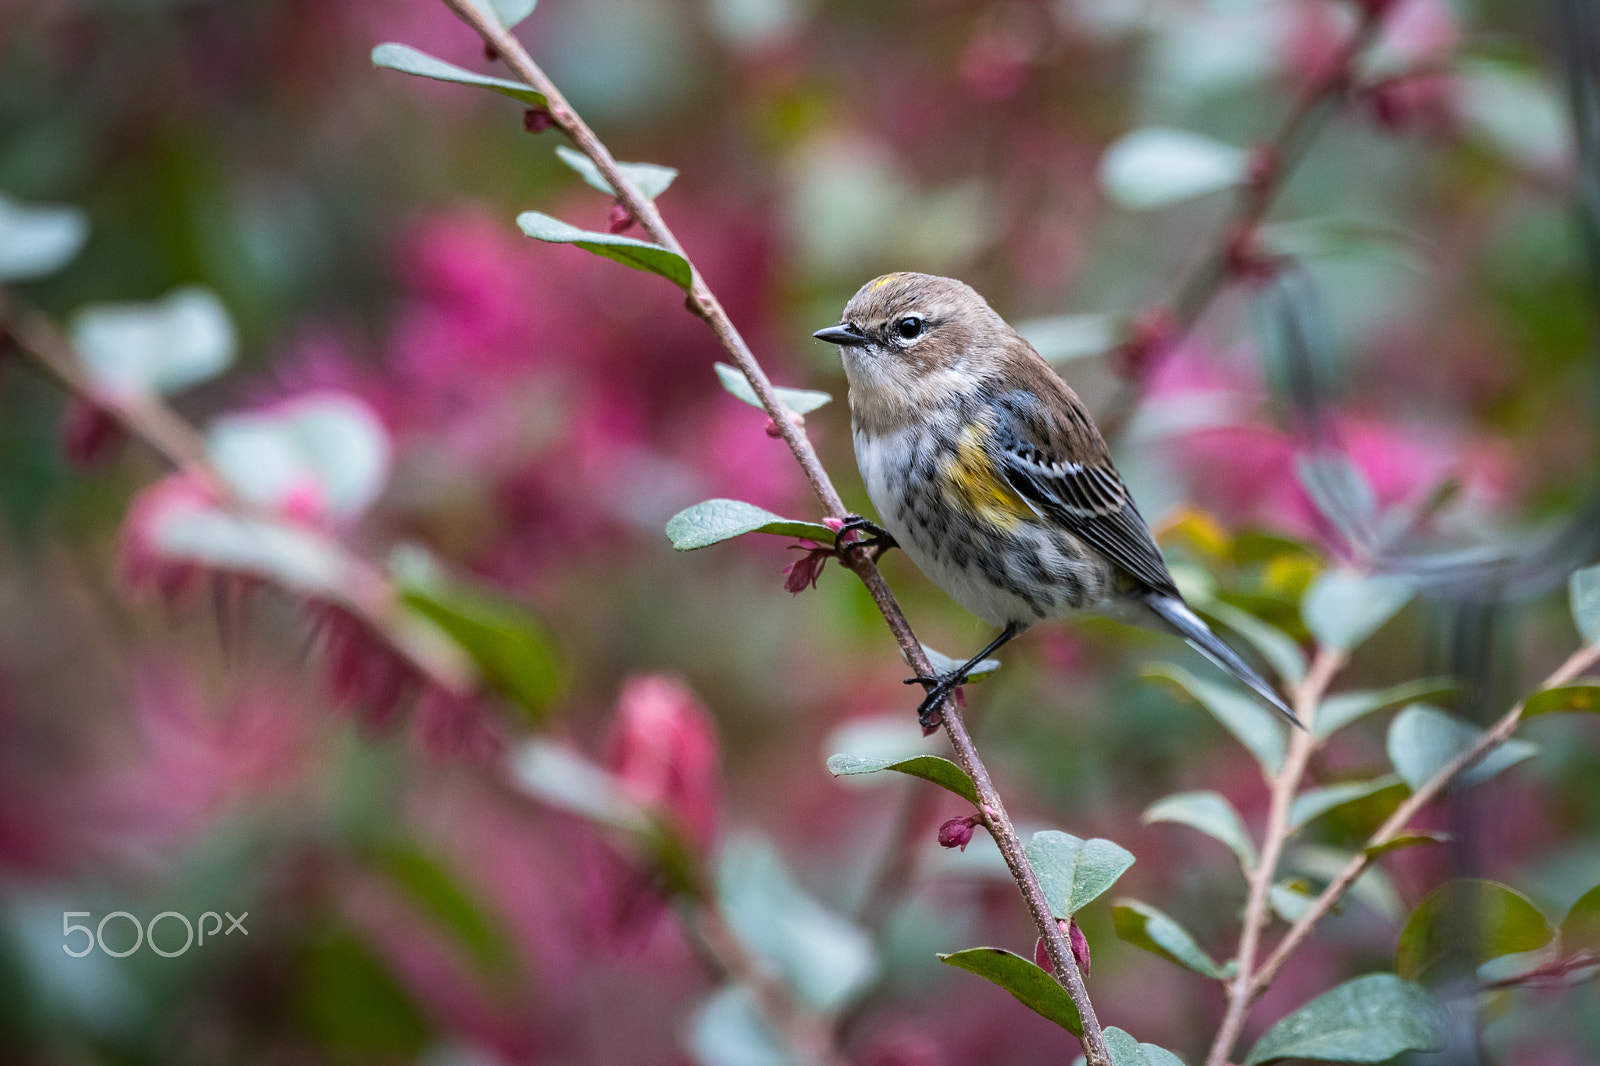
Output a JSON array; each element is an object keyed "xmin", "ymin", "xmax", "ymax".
[
  {"xmin": 938, "ymin": 814, "xmax": 981, "ymax": 851},
  {"xmin": 784, "ymin": 540, "xmax": 833, "ymax": 594},
  {"xmin": 604, "ymin": 675, "xmax": 720, "ymax": 852}
]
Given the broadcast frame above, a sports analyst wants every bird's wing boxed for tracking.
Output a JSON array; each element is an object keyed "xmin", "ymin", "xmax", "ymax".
[{"xmin": 989, "ymin": 397, "xmax": 1179, "ymax": 598}]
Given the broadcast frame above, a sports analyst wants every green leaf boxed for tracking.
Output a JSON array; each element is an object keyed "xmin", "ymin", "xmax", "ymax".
[
  {"xmin": 1199, "ymin": 598, "xmax": 1308, "ymax": 686},
  {"xmin": 1243, "ymin": 973, "xmax": 1446, "ymax": 1064},
  {"xmin": 295, "ymin": 934, "xmax": 429, "ymax": 1054},
  {"xmin": 516, "ymin": 211, "xmax": 691, "ymax": 288},
  {"xmin": 665, "ymin": 498, "xmax": 835, "ymax": 551},
  {"xmin": 1571, "ymin": 564, "xmax": 1600, "ymax": 645},
  {"xmin": 1142, "ymin": 790, "xmax": 1257, "ymax": 871},
  {"xmin": 555, "ymin": 144, "xmax": 678, "ymax": 201},
  {"xmin": 1142, "ymin": 662, "xmax": 1286, "ymax": 774},
  {"xmin": 1559, "ymin": 883, "xmax": 1600, "ymax": 955},
  {"xmin": 0, "ymin": 194, "xmax": 89, "ymax": 281},
  {"xmin": 1386, "ymin": 703, "xmax": 1539, "ymax": 792},
  {"xmin": 937, "ymin": 947, "xmax": 1082, "ymax": 1036},
  {"xmin": 376, "ymin": 848, "xmax": 509, "ymax": 976},
  {"xmin": 1395, "ymin": 879, "xmax": 1554, "ymax": 985},
  {"xmin": 1099, "ymin": 127, "xmax": 1248, "ymax": 210},
  {"xmin": 824, "ymin": 753, "xmax": 979, "ymax": 805},
  {"xmin": 1302, "ymin": 570, "xmax": 1413, "ymax": 653},
  {"xmin": 919, "ymin": 643, "xmax": 1000, "ymax": 683},
  {"xmin": 1025, "ymin": 831, "xmax": 1135, "ymax": 918},
  {"xmin": 688, "ymin": 985, "xmax": 792, "ymax": 1066},
  {"xmin": 399, "ymin": 582, "xmax": 560, "ymax": 721},
  {"xmin": 1314, "ymin": 677, "xmax": 1458, "ymax": 738},
  {"xmin": 1524, "ymin": 681, "xmax": 1600, "ymax": 717},
  {"xmin": 1364, "ymin": 831, "xmax": 1450, "ymax": 859},
  {"xmin": 461, "ymin": 0, "xmax": 537, "ymax": 31},
  {"xmin": 718, "ymin": 836, "xmax": 877, "ymax": 1015},
  {"xmin": 1288, "ymin": 776, "xmax": 1404, "ymax": 832},
  {"xmin": 1075, "ymin": 1028, "xmax": 1189, "ymax": 1066},
  {"xmin": 1112, "ymin": 899, "xmax": 1225, "ymax": 979},
  {"xmin": 512, "ymin": 740, "xmax": 650, "ymax": 833},
  {"xmin": 1016, "ymin": 313, "xmax": 1119, "ymax": 365},
  {"xmin": 72, "ymin": 286, "xmax": 236, "ymax": 400},
  {"xmin": 371, "ymin": 43, "xmax": 545, "ymax": 105},
  {"xmin": 1290, "ymin": 846, "xmax": 1403, "ymax": 923},
  {"xmin": 713, "ymin": 362, "xmax": 832, "ymax": 416}
]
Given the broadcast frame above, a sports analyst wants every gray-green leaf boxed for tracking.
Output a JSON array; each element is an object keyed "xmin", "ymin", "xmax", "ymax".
[
  {"xmin": 714, "ymin": 362, "xmax": 831, "ymax": 416},
  {"xmin": 1314, "ymin": 677, "xmax": 1457, "ymax": 738},
  {"xmin": 1099, "ymin": 127, "xmax": 1248, "ymax": 210},
  {"xmin": 461, "ymin": 0, "xmax": 537, "ymax": 31},
  {"xmin": 1523, "ymin": 681, "xmax": 1600, "ymax": 717},
  {"xmin": 0, "ymin": 194, "xmax": 89, "ymax": 281},
  {"xmin": 1199, "ymin": 598, "xmax": 1308, "ymax": 686},
  {"xmin": 371, "ymin": 43, "xmax": 545, "ymax": 105},
  {"xmin": 1016, "ymin": 313, "xmax": 1119, "ymax": 365},
  {"xmin": 665, "ymin": 498, "xmax": 835, "ymax": 550},
  {"xmin": 824, "ymin": 753, "xmax": 978, "ymax": 805},
  {"xmin": 1025, "ymin": 831, "xmax": 1135, "ymax": 918},
  {"xmin": 1395, "ymin": 879, "xmax": 1554, "ymax": 985},
  {"xmin": 517, "ymin": 211, "xmax": 691, "ymax": 288},
  {"xmin": 937, "ymin": 947, "xmax": 1082, "ymax": 1036},
  {"xmin": 1570, "ymin": 564, "xmax": 1600, "ymax": 645},
  {"xmin": 71, "ymin": 286, "xmax": 236, "ymax": 400},
  {"xmin": 1386, "ymin": 703, "xmax": 1538, "ymax": 793},
  {"xmin": 555, "ymin": 144, "xmax": 678, "ymax": 201},
  {"xmin": 919, "ymin": 643, "xmax": 1000, "ymax": 684},
  {"xmin": 1243, "ymin": 973, "xmax": 1446, "ymax": 1064},
  {"xmin": 1302, "ymin": 570, "xmax": 1413, "ymax": 653},
  {"xmin": 1112, "ymin": 899, "xmax": 1225, "ymax": 980},
  {"xmin": 1142, "ymin": 662, "xmax": 1286, "ymax": 774},
  {"xmin": 1074, "ymin": 1028, "xmax": 1189, "ymax": 1066},
  {"xmin": 1142, "ymin": 790, "xmax": 1257, "ymax": 872},
  {"xmin": 1288, "ymin": 776, "xmax": 1404, "ymax": 832}
]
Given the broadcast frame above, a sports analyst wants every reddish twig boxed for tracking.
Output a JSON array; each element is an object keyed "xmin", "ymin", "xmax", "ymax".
[{"xmin": 438, "ymin": 2, "xmax": 1110, "ymax": 1061}]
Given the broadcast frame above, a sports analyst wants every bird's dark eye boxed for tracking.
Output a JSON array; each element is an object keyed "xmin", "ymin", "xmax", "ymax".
[{"xmin": 895, "ymin": 316, "xmax": 924, "ymax": 340}]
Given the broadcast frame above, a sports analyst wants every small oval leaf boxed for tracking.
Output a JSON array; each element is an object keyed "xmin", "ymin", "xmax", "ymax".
[
  {"xmin": 0, "ymin": 194, "xmax": 89, "ymax": 281},
  {"xmin": 371, "ymin": 42, "xmax": 545, "ymax": 105},
  {"xmin": 72, "ymin": 286, "xmax": 236, "ymax": 400},
  {"xmin": 1112, "ymin": 899, "xmax": 1224, "ymax": 980},
  {"xmin": 1142, "ymin": 663, "xmax": 1286, "ymax": 774},
  {"xmin": 713, "ymin": 362, "xmax": 831, "ymax": 415},
  {"xmin": 1569, "ymin": 564, "xmax": 1600, "ymax": 645},
  {"xmin": 1288, "ymin": 776, "xmax": 1404, "ymax": 832},
  {"xmin": 1243, "ymin": 973, "xmax": 1446, "ymax": 1065},
  {"xmin": 1386, "ymin": 703, "xmax": 1538, "ymax": 793},
  {"xmin": 516, "ymin": 211, "xmax": 692, "ymax": 288},
  {"xmin": 1143, "ymin": 790, "xmax": 1257, "ymax": 872},
  {"xmin": 1025, "ymin": 831, "xmax": 1135, "ymax": 918},
  {"xmin": 1302, "ymin": 570, "xmax": 1413, "ymax": 653},
  {"xmin": 937, "ymin": 947, "xmax": 1082, "ymax": 1036},
  {"xmin": 1523, "ymin": 681, "xmax": 1600, "ymax": 717},
  {"xmin": 1395, "ymin": 879, "xmax": 1554, "ymax": 986},
  {"xmin": 665, "ymin": 499, "xmax": 835, "ymax": 551},
  {"xmin": 555, "ymin": 144, "xmax": 678, "ymax": 201},
  {"xmin": 1099, "ymin": 127, "xmax": 1248, "ymax": 210},
  {"xmin": 1314, "ymin": 677, "xmax": 1458, "ymax": 738},
  {"xmin": 824, "ymin": 752, "xmax": 979, "ymax": 805}
]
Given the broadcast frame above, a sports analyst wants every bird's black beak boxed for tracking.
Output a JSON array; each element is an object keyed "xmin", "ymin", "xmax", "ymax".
[{"xmin": 813, "ymin": 323, "xmax": 867, "ymax": 347}]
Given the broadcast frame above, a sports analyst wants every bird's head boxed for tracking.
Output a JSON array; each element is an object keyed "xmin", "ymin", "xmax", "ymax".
[{"xmin": 814, "ymin": 272, "xmax": 1012, "ymax": 429}]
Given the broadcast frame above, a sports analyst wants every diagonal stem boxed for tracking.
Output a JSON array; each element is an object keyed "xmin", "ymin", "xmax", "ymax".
[
  {"xmin": 1204, "ymin": 647, "xmax": 1345, "ymax": 1066},
  {"xmin": 439, "ymin": 3, "xmax": 1110, "ymax": 1061},
  {"xmin": 1244, "ymin": 637, "xmax": 1600, "ymax": 1006}
]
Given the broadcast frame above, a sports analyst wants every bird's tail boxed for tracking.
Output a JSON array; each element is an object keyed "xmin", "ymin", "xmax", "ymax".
[{"xmin": 1144, "ymin": 595, "xmax": 1303, "ymax": 729}]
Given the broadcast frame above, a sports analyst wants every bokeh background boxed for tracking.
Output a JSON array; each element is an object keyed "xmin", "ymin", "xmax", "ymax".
[{"xmin": 4, "ymin": 0, "xmax": 1600, "ymax": 1063}]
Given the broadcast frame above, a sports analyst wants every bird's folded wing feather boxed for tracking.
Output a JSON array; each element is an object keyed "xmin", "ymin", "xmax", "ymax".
[{"xmin": 991, "ymin": 415, "xmax": 1179, "ymax": 597}]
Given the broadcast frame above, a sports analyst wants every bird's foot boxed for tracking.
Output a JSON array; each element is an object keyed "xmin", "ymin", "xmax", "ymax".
[
  {"xmin": 837, "ymin": 514, "xmax": 897, "ymax": 560},
  {"xmin": 904, "ymin": 670, "xmax": 966, "ymax": 729}
]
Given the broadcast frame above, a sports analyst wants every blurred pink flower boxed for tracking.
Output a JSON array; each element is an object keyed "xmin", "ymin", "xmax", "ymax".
[
  {"xmin": 604, "ymin": 675, "xmax": 720, "ymax": 853},
  {"xmin": 76, "ymin": 664, "xmax": 311, "ymax": 861}
]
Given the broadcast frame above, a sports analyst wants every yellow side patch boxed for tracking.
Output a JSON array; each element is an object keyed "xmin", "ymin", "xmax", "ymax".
[{"xmin": 942, "ymin": 423, "xmax": 1035, "ymax": 531}]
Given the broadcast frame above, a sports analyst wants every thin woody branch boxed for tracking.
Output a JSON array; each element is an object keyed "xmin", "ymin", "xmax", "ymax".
[
  {"xmin": 437, "ymin": 2, "xmax": 1111, "ymax": 1061},
  {"xmin": 1099, "ymin": 3, "xmax": 1391, "ymax": 440},
  {"xmin": 1246, "ymin": 636, "xmax": 1600, "ymax": 1003}
]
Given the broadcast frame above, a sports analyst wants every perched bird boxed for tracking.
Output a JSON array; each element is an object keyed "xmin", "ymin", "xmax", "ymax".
[{"xmin": 813, "ymin": 272, "xmax": 1299, "ymax": 729}]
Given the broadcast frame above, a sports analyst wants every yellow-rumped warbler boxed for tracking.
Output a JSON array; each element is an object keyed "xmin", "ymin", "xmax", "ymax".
[{"xmin": 813, "ymin": 272, "xmax": 1299, "ymax": 728}]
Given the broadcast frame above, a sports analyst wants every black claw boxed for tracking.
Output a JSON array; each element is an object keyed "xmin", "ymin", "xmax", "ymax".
[
  {"xmin": 905, "ymin": 670, "xmax": 966, "ymax": 728},
  {"xmin": 838, "ymin": 514, "xmax": 898, "ymax": 558}
]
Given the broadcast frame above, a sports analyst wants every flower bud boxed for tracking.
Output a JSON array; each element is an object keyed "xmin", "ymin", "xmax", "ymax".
[
  {"xmin": 61, "ymin": 396, "xmax": 125, "ymax": 468},
  {"xmin": 607, "ymin": 202, "xmax": 636, "ymax": 234},
  {"xmin": 605, "ymin": 675, "xmax": 720, "ymax": 851},
  {"xmin": 523, "ymin": 107, "xmax": 553, "ymax": 133},
  {"xmin": 783, "ymin": 540, "xmax": 833, "ymax": 594},
  {"xmin": 937, "ymin": 813, "xmax": 982, "ymax": 851}
]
